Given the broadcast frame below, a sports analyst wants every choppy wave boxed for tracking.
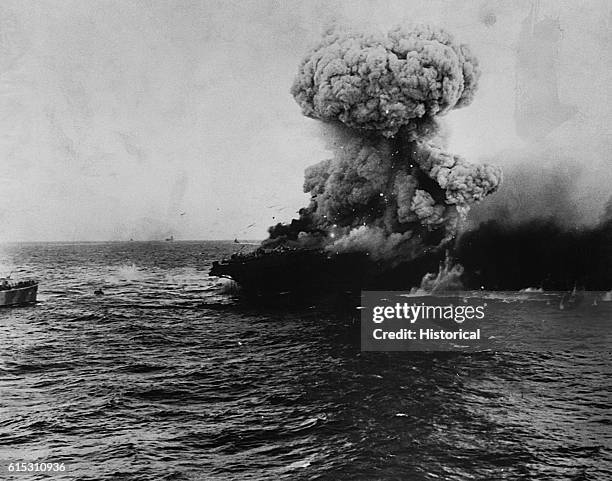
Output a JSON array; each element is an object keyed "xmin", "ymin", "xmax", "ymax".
[{"xmin": 0, "ymin": 241, "xmax": 610, "ymax": 480}]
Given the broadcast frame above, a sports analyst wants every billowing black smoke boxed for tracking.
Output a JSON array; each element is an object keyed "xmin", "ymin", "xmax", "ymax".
[
  {"xmin": 262, "ymin": 25, "xmax": 501, "ymax": 266},
  {"xmin": 453, "ymin": 144, "xmax": 612, "ymax": 291},
  {"xmin": 456, "ymin": 197, "xmax": 612, "ymax": 290}
]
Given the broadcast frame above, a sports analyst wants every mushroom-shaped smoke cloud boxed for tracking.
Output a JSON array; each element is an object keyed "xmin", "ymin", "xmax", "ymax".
[
  {"xmin": 291, "ymin": 25, "xmax": 480, "ymax": 138},
  {"xmin": 263, "ymin": 25, "xmax": 501, "ymax": 265}
]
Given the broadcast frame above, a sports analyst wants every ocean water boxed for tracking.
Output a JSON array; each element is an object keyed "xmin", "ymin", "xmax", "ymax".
[{"xmin": 0, "ymin": 241, "xmax": 610, "ymax": 481}]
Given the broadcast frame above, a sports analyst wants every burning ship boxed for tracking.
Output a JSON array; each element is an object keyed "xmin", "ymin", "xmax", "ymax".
[
  {"xmin": 210, "ymin": 245, "xmax": 447, "ymax": 296},
  {"xmin": 211, "ymin": 24, "xmax": 502, "ymax": 296}
]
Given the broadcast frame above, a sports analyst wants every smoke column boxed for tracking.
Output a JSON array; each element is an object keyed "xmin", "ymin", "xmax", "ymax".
[{"xmin": 262, "ymin": 25, "xmax": 501, "ymax": 265}]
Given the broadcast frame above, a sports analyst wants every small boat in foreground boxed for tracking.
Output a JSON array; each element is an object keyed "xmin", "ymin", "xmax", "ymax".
[{"xmin": 0, "ymin": 278, "xmax": 38, "ymax": 307}]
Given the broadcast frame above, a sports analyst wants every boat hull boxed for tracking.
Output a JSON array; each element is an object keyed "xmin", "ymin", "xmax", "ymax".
[
  {"xmin": 210, "ymin": 249, "xmax": 444, "ymax": 297},
  {"xmin": 0, "ymin": 284, "xmax": 38, "ymax": 307}
]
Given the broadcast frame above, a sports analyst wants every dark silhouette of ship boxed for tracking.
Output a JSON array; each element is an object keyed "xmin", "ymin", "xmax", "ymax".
[{"xmin": 210, "ymin": 246, "xmax": 444, "ymax": 297}]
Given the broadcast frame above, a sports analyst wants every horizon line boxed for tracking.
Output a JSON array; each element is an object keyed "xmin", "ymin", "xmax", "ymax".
[{"xmin": 0, "ymin": 239, "xmax": 264, "ymax": 244}]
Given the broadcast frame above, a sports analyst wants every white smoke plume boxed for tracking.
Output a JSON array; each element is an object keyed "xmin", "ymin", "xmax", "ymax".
[{"xmin": 263, "ymin": 24, "xmax": 501, "ymax": 265}]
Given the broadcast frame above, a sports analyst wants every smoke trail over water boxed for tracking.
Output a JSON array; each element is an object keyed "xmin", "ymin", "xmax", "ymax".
[
  {"xmin": 262, "ymin": 25, "xmax": 501, "ymax": 265},
  {"xmin": 456, "ymin": 151, "xmax": 612, "ymax": 291}
]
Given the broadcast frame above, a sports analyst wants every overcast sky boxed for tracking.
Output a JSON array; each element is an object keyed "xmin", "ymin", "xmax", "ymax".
[{"xmin": 0, "ymin": 0, "xmax": 609, "ymax": 241}]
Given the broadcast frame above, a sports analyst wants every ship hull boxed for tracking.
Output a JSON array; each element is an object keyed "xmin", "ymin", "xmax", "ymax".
[
  {"xmin": 210, "ymin": 249, "xmax": 443, "ymax": 297},
  {"xmin": 0, "ymin": 284, "xmax": 38, "ymax": 307}
]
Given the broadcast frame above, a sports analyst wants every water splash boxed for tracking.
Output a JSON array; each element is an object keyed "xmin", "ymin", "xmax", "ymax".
[
  {"xmin": 520, "ymin": 287, "xmax": 544, "ymax": 293},
  {"xmin": 409, "ymin": 253, "xmax": 465, "ymax": 295},
  {"xmin": 107, "ymin": 263, "xmax": 143, "ymax": 283}
]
